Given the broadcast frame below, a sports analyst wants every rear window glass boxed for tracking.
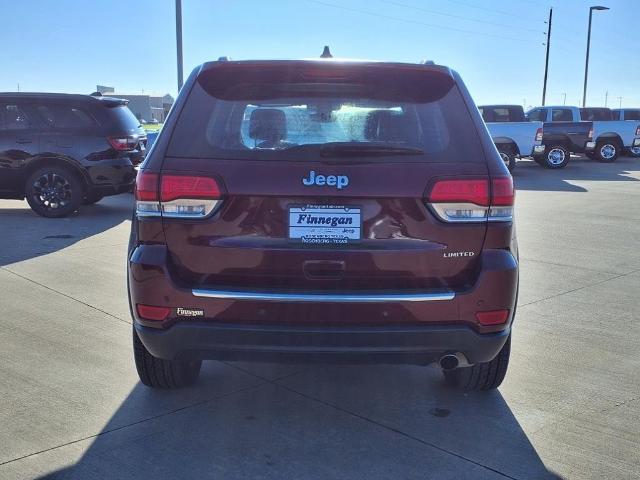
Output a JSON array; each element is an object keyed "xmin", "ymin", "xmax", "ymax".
[
  {"xmin": 551, "ymin": 109, "xmax": 573, "ymax": 122},
  {"xmin": 36, "ymin": 104, "xmax": 96, "ymax": 129},
  {"xmin": 104, "ymin": 105, "xmax": 141, "ymax": 133},
  {"xmin": 167, "ymin": 65, "xmax": 483, "ymax": 162},
  {"xmin": 580, "ymin": 108, "xmax": 612, "ymax": 121},
  {"xmin": 0, "ymin": 104, "xmax": 31, "ymax": 130},
  {"xmin": 480, "ymin": 107, "xmax": 525, "ymax": 123},
  {"xmin": 623, "ymin": 110, "xmax": 640, "ymax": 121}
]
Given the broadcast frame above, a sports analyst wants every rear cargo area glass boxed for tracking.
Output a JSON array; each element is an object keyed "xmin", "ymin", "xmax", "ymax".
[{"xmin": 167, "ymin": 64, "xmax": 482, "ymax": 163}]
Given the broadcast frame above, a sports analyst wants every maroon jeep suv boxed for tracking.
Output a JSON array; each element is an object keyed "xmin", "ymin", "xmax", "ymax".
[{"xmin": 128, "ymin": 59, "xmax": 518, "ymax": 390}]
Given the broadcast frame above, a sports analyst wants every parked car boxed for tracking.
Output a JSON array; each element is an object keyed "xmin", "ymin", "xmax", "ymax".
[
  {"xmin": 128, "ymin": 58, "xmax": 518, "ymax": 391},
  {"xmin": 0, "ymin": 93, "xmax": 146, "ymax": 217},
  {"xmin": 478, "ymin": 104, "xmax": 544, "ymax": 171},
  {"xmin": 611, "ymin": 109, "xmax": 640, "ymax": 156},
  {"xmin": 527, "ymin": 106, "xmax": 640, "ymax": 162}
]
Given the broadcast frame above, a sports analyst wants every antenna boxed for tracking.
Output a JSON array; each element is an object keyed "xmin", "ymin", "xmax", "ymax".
[{"xmin": 320, "ymin": 46, "xmax": 333, "ymax": 58}]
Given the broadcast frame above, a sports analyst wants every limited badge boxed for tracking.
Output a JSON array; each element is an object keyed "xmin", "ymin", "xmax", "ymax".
[{"xmin": 176, "ymin": 307, "xmax": 205, "ymax": 317}]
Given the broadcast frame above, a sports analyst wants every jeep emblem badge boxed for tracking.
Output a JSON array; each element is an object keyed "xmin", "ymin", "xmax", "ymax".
[{"xmin": 302, "ymin": 170, "xmax": 349, "ymax": 190}]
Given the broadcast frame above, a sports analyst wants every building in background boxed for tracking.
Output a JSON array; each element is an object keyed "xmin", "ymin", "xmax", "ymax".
[{"xmin": 95, "ymin": 85, "xmax": 174, "ymax": 123}]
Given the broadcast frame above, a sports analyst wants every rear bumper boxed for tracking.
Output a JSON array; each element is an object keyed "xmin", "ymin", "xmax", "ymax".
[
  {"xmin": 84, "ymin": 157, "xmax": 136, "ymax": 196},
  {"xmin": 128, "ymin": 244, "xmax": 518, "ymax": 365},
  {"xmin": 135, "ymin": 321, "xmax": 511, "ymax": 365}
]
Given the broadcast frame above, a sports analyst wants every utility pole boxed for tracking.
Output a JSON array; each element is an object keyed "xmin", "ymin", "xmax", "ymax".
[
  {"xmin": 562, "ymin": 92, "xmax": 566, "ymax": 105},
  {"xmin": 542, "ymin": 7, "xmax": 553, "ymax": 106},
  {"xmin": 604, "ymin": 91, "xmax": 608, "ymax": 107},
  {"xmin": 583, "ymin": 6, "xmax": 609, "ymax": 107},
  {"xmin": 176, "ymin": 0, "xmax": 184, "ymax": 91},
  {"xmin": 618, "ymin": 96, "xmax": 622, "ymax": 108}
]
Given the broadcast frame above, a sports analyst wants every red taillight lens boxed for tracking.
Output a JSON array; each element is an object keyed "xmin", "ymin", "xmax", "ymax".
[
  {"xmin": 535, "ymin": 127, "xmax": 543, "ymax": 142},
  {"xmin": 136, "ymin": 304, "xmax": 170, "ymax": 321},
  {"xmin": 427, "ymin": 177, "xmax": 514, "ymax": 223},
  {"xmin": 635, "ymin": 126, "xmax": 640, "ymax": 136},
  {"xmin": 588, "ymin": 128, "xmax": 594, "ymax": 140},
  {"xmin": 108, "ymin": 136, "xmax": 138, "ymax": 151},
  {"xmin": 491, "ymin": 177, "xmax": 515, "ymax": 206},
  {"xmin": 428, "ymin": 179, "xmax": 489, "ymax": 206},
  {"xmin": 135, "ymin": 171, "xmax": 159, "ymax": 201},
  {"xmin": 134, "ymin": 173, "xmax": 222, "ymax": 218},
  {"xmin": 160, "ymin": 175, "xmax": 221, "ymax": 202},
  {"xmin": 476, "ymin": 309, "xmax": 509, "ymax": 326}
]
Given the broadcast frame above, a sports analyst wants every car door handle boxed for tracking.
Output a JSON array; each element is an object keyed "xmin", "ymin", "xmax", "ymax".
[{"xmin": 16, "ymin": 138, "xmax": 33, "ymax": 144}]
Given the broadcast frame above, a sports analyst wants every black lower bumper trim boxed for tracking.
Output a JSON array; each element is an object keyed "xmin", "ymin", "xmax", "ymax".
[{"xmin": 135, "ymin": 322, "xmax": 511, "ymax": 366}]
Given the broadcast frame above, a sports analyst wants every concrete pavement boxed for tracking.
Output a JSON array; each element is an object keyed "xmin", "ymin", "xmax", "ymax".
[{"xmin": 1, "ymin": 156, "xmax": 639, "ymax": 479}]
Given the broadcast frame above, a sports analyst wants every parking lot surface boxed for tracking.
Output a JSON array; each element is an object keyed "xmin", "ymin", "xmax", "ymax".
[{"xmin": 1, "ymin": 157, "xmax": 639, "ymax": 479}]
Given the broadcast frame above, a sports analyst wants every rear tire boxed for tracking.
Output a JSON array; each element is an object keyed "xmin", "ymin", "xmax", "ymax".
[
  {"xmin": 541, "ymin": 145, "xmax": 569, "ymax": 169},
  {"xmin": 133, "ymin": 327, "xmax": 202, "ymax": 388},
  {"xmin": 498, "ymin": 150, "xmax": 516, "ymax": 172},
  {"xmin": 25, "ymin": 165, "xmax": 83, "ymax": 218},
  {"xmin": 443, "ymin": 335, "xmax": 511, "ymax": 390},
  {"xmin": 594, "ymin": 140, "xmax": 620, "ymax": 162}
]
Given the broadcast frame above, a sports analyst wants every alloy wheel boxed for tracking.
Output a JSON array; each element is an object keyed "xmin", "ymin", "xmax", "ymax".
[{"xmin": 32, "ymin": 173, "xmax": 73, "ymax": 211}]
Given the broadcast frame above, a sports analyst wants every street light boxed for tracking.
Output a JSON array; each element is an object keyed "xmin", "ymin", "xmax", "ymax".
[{"xmin": 582, "ymin": 5, "xmax": 609, "ymax": 107}]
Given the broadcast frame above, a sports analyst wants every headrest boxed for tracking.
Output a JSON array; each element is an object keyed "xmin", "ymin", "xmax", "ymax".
[
  {"xmin": 249, "ymin": 108, "xmax": 287, "ymax": 140},
  {"xmin": 364, "ymin": 110, "xmax": 408, "ymax": 142}
]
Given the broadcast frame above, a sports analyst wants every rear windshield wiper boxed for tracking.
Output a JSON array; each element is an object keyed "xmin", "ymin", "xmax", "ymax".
[{"xmin": 319, "ymin": 143, "xmax": 424, "ymax": 157}]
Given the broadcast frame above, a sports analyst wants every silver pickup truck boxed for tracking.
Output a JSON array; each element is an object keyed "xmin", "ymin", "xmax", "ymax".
[
  {"xmin": 478, "ymin": 105, "xmax": 544, "ymax": 171},
  {"xmin": 526, "ymin": 106, "xmax": 640, "ymax": 162}
]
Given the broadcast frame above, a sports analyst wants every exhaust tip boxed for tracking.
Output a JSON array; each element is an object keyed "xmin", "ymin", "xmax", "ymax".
[{"xmin": 439, "ymin": 354, "xmax": 459, "ymax": 371}]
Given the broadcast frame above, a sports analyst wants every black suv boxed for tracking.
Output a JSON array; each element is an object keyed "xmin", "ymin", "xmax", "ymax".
[{"xmin": 0, "ymin": 93, "xmax": 146, "ymax": 217}]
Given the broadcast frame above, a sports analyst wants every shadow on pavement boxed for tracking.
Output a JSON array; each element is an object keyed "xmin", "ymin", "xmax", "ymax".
[
  {"xmin": 0, "ymin": 194, "xmax": 133, "ymax": 267},
  {"xmin": 37, "ymin": 364, "xmax": 562, "ymax": 480},
  {"xmin": 514, "ymin": 155, "xmax": 640, "ymax": 193}
]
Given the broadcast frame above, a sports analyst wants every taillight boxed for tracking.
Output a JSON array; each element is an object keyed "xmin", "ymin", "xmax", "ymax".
[
  {"xmin": 108, "ymin": 136, "xmax": 138, "ymax": 151},
  {"xmin": 635, "ymin": 125, "xmax": 640, "ymax": 136},
  {"xmin": 134, "ymin": 171, "xmax": 161, "ymax": 216},
  {"xmin": 427, "ymin": 177, "xmax": 514, "ymax": 223},
  {"xmin": 134, "ymin": 171, "xmax": 222, "ymax": 218},
  {"xmin": 535, "ymin": 127, "xmax": 543, "ymax": 142},
  {"xmin": 588, "ymin": 128, "xmax": 594, "ymax": 140}
]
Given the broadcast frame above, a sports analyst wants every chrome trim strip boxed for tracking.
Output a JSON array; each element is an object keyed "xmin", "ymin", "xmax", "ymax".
[{"xmin": 192, "ymin": 289, "xmax": 455, "ymax": 303}]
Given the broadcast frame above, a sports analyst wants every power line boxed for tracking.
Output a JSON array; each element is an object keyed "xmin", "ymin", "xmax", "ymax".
[
  {"xmin": 440, "ymin": 0, "xmax": 543, "ymax": 22},
  {"xmin": 377, "ymin": 0, "xmax": 543, "ymax": 34},
  {"xmin": 306, "ymin": 0, "xmax": 537, "ymax": 44}
]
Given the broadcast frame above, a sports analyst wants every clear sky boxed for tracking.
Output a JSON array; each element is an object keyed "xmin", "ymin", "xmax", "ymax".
[{"xmin": 1, "ymin": 0, "xmax": 636, "ymax": 109}]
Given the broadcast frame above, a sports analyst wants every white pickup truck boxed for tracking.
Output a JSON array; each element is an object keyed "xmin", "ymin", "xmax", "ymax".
[
  {"xmin": 478, "ymin": 105, "xmax": 545, "ymax": 171},
  {"xmin": 612, "ymin": 109, "xmax": 640, "ymax": 156},
  {"xmin": 526, "ymin": 106, "xmax": 640, "ymax": 162}
]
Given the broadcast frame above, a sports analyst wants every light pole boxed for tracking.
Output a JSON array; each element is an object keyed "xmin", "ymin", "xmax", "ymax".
[
  {"xmin": 176, "ymin": 0, "xmax": 184, "ymax": 91},
  {"xmin": 562, "ymin": 92, "xmax": 566, "ymax": 105},
  {"xmin": 542, "ymin": 8, "xmax": 553, "ymax": 106},
  {"xmin": 582, "ymin": 6, "xmax": 609, "ymax": 107}
]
